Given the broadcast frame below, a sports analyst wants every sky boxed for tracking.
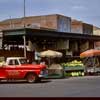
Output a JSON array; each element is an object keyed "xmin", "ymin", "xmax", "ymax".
[{"xmin": 0, "ymin": 0, "xmax": 100, "ymax": 27}]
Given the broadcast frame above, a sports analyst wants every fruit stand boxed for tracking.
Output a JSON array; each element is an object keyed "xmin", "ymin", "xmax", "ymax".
[
  {"xmin": 40, "ymin": 50, "xmax": 64, "ymax": 78},
  {"xmin": 61, "ymin": 60, "xmax": 85, "ymax": 77},
  {"xmin": 80, "ymin": 49, "xmax": 100, "ymax": 75}
]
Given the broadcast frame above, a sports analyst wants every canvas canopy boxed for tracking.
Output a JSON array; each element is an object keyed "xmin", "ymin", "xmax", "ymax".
[
  {"xmin": 40, "ymin": 50, "xmax": 63, "ymax": 58},
  {"xmin": 80, "ymin": 49, "xmax": 100, "ymax": 58},
  {"xmin": 40, "ymin": 50, "xmax": 63, "ymax": 67}
]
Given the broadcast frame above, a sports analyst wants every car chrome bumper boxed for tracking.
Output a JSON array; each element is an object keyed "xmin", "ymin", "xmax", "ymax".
[
  {"xmin": 39, "ymin": 70, "xmax": 48, "ymax": 78},
  {"xmin": 39, "ymin": 74, "xmax": 48, "ymax": 78}
]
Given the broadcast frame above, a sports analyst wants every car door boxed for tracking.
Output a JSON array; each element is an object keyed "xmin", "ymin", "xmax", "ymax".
[
  {"xmin": 6, "ymin": 59, "xmax": 20, "ymax": 79},
  {"xmin": 0, "ymin": 65, "xmax": 6, "ymax": 79}
]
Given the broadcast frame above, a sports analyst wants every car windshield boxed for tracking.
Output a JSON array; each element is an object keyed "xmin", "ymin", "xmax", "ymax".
[{"xmin": 19, "ymin": 59, "xmax": 28, "ymax": 64}]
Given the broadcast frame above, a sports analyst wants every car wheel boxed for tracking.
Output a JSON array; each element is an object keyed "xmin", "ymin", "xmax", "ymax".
[{"xmin": 26, "ymin": 73, "xmax": 37, "ymax": 83}]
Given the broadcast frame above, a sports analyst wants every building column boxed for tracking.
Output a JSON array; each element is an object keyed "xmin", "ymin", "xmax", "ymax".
[{"xmin": 23, "ymin": 35, "xmax": 26, "ymax": 58}]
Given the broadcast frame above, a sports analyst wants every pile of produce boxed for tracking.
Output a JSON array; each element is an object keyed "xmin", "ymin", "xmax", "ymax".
[
  {"xmin": 65, "ymin": 72, "xmax": 84, "ymax": 77},
  {"xmin": 61, "ymin": 60, "xmax": 84, "ymax": 68},
  {"xmin": 61, "ymin": 60, "xmax": 85, "ymax": 77}
]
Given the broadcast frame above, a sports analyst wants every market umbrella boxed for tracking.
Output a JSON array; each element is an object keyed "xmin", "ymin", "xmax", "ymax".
[
  {"xmin": 80, "ymin": 49, "xmax": 100, "ymax": 58},
  {"xmin": 40, "ymin": 50, "xmax": 62, "ymax": 58},
  {"xmin": 40, "ymin": 50, "xmax": 63, "ymax": 66}
]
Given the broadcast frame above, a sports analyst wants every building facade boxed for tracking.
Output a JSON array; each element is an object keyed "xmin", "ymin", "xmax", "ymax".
[
  {"xmin": 71, "ymin": 19, "xmax": 93, "ymax": 35},
  {"xmin": 0, "ymin": 14, "xmax": 100, "ymax": 62},
  {"xmin": 0, "ymin": 14, "xmax": 71, "ymax": 33}
]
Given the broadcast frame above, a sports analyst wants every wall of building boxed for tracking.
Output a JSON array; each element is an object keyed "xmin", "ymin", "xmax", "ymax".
[
  {"xmin": 0, "ymin": 14, "xmax": 71, "ymax": 32},
  {"xmin": 71, "ymin": 20, "xmax": 83, "ymax": 34},
  {"xmin": 93, "ymin": 27, "xmax": 100, "ymax": 49},
  {"xmin": 0, "ymin": 31, "xmax": 3, "ymax": 49},
  {"xmin": 57, "ymin": 15, "xmax": 71, "ymax": 32},
  {"xmin": 79, "ymin": 41, "xmax": 89, "ymax": 52},
  {"xmin": 0, "ymin": 50, "xmax": 34, "ymax": 63},
  {"xmin": 71, "ymin": 19, "xmax": 93, "ymax": 35},
  {"xmin": 93, "ymin": 26, "xmax": 100, "ymax": 35},
  {"xmin": 83, "ymin": 23, "xmax": 93, "ymax": 35}
]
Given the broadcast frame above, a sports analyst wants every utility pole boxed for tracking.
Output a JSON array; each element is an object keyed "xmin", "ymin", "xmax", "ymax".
[
  {"xmin": 9, "ymin": 16, "xmax": 12, "ymax": 29},
  {"xmin": 24, "ymin": 0, "xmax": 26, "ymax": 27},
  {"xmin": 23, "ymin": 0, "xmax": 26, "ymax": 58}
]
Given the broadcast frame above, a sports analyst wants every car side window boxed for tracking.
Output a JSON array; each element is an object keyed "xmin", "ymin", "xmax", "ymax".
[
  {"xmin": 8, "ymin": 60, "xmax": 19, "ymax": 65},
  {"xmin": 15, "ymin": 60, "xmax": 19, "ymax": 65},
  {"xmin": 9, "ymin": 60, "xmax": 15, "ymax": 65}
]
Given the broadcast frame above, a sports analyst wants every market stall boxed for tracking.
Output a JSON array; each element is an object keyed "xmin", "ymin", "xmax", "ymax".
[
  {"xmin": 40, "ymin": 50, "xmax": 64, "ymax": 78},
  {"xmin": 61, "ymin": 59, "xmax": 84, "ymax": 77},
  {"xmin": 80, "ymin": 49, "xmax": 100, "ymax": 75}
]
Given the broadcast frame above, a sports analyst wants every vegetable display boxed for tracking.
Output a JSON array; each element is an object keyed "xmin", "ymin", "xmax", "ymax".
[
  {"xmin": 61, "ymin": 60, "xmax": 84, "ymax": 67},
  {"xmin": 61, "ymin": 60, "xmax": 84, "ymax": 77}
]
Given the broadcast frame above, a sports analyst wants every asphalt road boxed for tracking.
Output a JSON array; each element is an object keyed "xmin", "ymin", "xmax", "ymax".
[{"xmin": 0, "ymin": 76, "xmax": 100, "ymax": 97}]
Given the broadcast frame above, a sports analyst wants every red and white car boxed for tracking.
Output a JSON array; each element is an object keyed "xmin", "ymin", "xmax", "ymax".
[{"xmin": 0, "ymin": 57, "xmax": 48, "ymax": 83}]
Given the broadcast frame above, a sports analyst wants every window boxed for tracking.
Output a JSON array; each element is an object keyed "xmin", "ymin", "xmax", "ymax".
[
  {"xmin": 8, "ymin": 60, "xmax": 19, "ymax": 65},
  {"xmin": 9, "ymin": 60, "xmax": 15, "ymax": 65},
  {"xmin": 19, "ymin": 59, "xmax": 27, "ymax": 64},
  {"xmin": 15, "ymin": 60, "xmax": 19, "ymax": 65}
]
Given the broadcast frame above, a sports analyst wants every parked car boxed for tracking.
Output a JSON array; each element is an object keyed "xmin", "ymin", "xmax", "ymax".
[{"xmin": 0, "ymin": 57, "xmax": 48, "ymax": 83}]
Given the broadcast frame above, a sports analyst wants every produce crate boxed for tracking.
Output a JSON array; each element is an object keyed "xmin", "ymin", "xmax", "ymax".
[
  {"xmin": 64, "ymin": 66, "xmax": 84, "ymax": 72},
  {"xmin": 64, "ymin": 71, "xmax": 85, "ymax": 77},
  {"xmin": 46, "ymin": 74, "xmax": 64, "ymax": 79}
]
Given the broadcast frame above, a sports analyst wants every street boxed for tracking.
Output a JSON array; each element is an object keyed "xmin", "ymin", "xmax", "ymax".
[{"xmin": 0, "ymin": 76, "xmax": 100, "ymax": 97}]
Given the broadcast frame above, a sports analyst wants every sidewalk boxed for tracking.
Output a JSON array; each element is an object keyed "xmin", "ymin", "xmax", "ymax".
[{"xmin": 64, "ymin": 75, "xmax": 100, "ymax": 80}]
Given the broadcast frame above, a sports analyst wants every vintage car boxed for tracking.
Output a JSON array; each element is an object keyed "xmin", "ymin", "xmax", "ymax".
[{"xmin": 0, "ymin": 57, "xmax": 48, "ymax": 83}]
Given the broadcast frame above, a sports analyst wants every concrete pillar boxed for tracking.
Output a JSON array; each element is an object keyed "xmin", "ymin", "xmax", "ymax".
[{"xmin": 23, "ymin": 35, "xmax": 26, "ymax": 58}]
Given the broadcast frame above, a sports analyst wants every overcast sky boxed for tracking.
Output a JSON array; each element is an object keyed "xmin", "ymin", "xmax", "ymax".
[{"xmin": 0, "ymin": 0, "xmax": 100, "ymax": 27}]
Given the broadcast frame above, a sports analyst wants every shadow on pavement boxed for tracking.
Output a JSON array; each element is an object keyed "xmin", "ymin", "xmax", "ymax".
[
  {"xmin": 46, "ymin": 76, "xmax": 71, "ymax": 79},
  {"xmin": 0, "ymin": 77, "xmax": 72, "ymax": 84},
  {"xmin": 0, "ymin": 79, "xmax": 52, "ymax": 84},
  {"xmin": 37, "ymin": 80, "xmax": 52, "ymax": 83}
]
